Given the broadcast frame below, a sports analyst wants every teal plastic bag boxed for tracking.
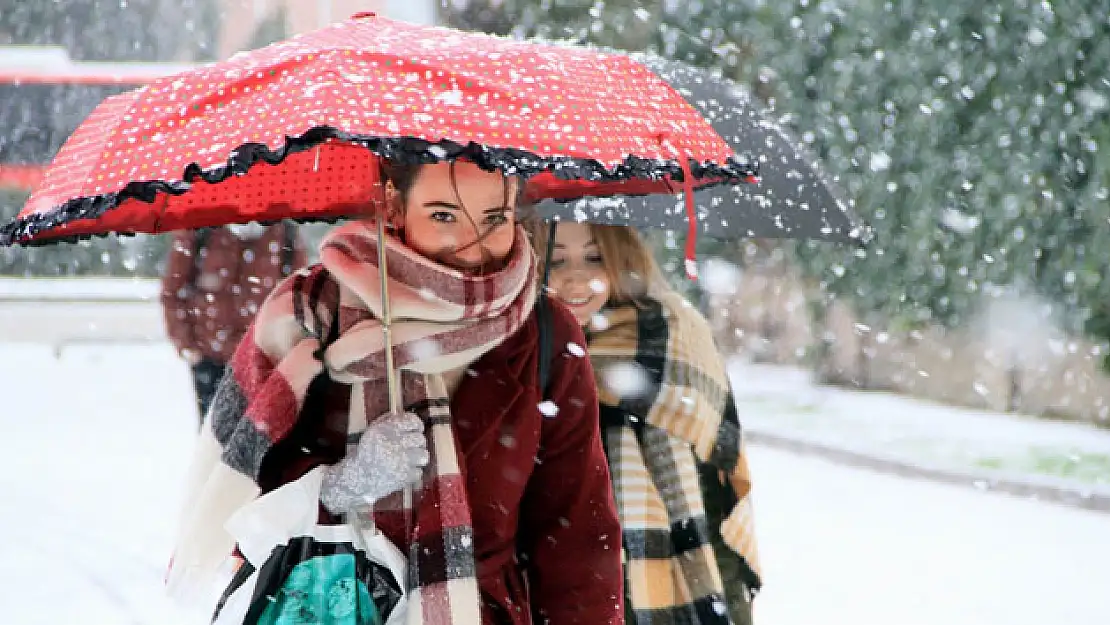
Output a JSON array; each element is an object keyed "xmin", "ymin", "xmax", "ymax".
[
  {"xmin": 213, "ymin": 468, "xmax": 407, "ymax": 625},
  {"xmin": 257, "ymin": 553, "xmax": 383, "ymax": 625}
]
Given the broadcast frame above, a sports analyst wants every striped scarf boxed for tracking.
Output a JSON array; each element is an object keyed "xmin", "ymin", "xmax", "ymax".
[
  {"xmin": 167, "ymin": 220, "xmax": 537, "ymax": 624},
  {"xmin": 587, "ymin": 292, "xmax": 760, "ymax": 625}
]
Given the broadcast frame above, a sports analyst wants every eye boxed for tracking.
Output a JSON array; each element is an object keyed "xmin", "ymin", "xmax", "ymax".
[
  {"xmin": 585, "ymin": 253, "xmax": 604, "ymax": 265},
  {"xmin": 485, "ymin": 212, "xmax": 509, "ymax": 226},
  {"xmin": 548, "ymin": 258, "xmax": 566, "ymax": 269},
  {"xmin": 430, "ymin": 211, "xmax": 456, "ymax": 223}
]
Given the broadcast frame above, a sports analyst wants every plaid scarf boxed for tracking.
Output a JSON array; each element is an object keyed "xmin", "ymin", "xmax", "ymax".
[
  {"xmin": 168, "ymin": 220, "xmax": 537, "ymax": 624},
  {"xmin": 587, "ymin": 292, "xmax": 760, "ymax": 625}
]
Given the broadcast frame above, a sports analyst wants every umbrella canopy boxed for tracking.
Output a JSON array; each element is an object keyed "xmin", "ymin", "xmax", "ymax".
[
  {"xmin": 536, "ymin": 56, "xmax": 866, "ymax": 242},
  {"xmin": 0, "ymin": 13, "xmax": 755, "ymax": 248}
]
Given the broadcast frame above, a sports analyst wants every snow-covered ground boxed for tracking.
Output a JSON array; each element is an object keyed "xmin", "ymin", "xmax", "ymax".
[
  {"xmin": 729, "ymin": 362, "xmax": 1110, "ymax": 495},
  {"xmin": 0, "ymin": 279, "xmax": 164, "ymax": 347},
  {"xmin": 0, "ymin": 277, "xmax": 161, "ymax": 302},
  {"xmin": 0, "ymin": 301, "xmax": 165, "ymax": 346},
  {"xmin": 0, "ymin": 344, "xmax": 196, "ymax": 624},
  {"xmin": 751, "ymin": 447, "xmax": 1110, "ymax": 625},
  {"xmin": 2, "ymin": 342, "xmax": 1109, "ymax": 624}
]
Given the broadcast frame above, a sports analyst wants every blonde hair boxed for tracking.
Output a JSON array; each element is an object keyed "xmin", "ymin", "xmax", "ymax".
[{"xmin": 525, "ymin": 219, "xmax": 669, "ymax": 304}]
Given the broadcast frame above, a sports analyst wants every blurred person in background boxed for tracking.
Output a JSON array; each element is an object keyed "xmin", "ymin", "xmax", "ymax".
[
  {"xmin": 529, "ymin": 220, "xmax": 762, "ymax": 625},
  {"xmin": 161, "ymin": 221, "xmax": 306, "ymax": 426}
]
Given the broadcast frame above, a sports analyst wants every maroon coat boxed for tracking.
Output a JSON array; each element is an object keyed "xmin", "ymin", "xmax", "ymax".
[
  {"xmin": 261, "ymin": 300, "xmax": 625, "ymax": 624},
  {"xmin": 160, "ymin": 224, "xmax": 307, "ymax": 362}
]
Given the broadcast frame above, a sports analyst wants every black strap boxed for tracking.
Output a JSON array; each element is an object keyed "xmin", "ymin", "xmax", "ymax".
[
  {"xmin": 291, "ymin": 271, "xmax": 309, "ymax": 337},
  {"xmin": 536, "ymin": 290, "xmax": 553, "ymax": 401},
  {"xmin": 535, "ymin": 220, "xmax": 559, "ymax": 402}
]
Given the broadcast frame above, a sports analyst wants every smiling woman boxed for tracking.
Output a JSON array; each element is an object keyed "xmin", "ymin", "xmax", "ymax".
[
  {"xmin": 541, "ymin": 222, "xmax": 611, "ymax": 326},
  {"xmin": 530, "ymin": 221, "xmax": 666, "ymax": 327},
  {"xmin": 525, "ymin": 220, "xmax": 762, "ymax": 625}
]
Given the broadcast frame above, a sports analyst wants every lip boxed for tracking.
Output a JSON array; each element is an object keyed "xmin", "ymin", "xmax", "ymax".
[{"xmin": 560, "ymin": 294, "xmax": 594, "ymax": 307}]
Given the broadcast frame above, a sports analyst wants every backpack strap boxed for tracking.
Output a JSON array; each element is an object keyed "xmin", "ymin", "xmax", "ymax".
[
  {"xmin": 536, "ymin": 290, "xmax": 554, "ymax": 402},
  {"xmin": 536, "ymin": 220, "xmax": 559, "ymax": 403}
]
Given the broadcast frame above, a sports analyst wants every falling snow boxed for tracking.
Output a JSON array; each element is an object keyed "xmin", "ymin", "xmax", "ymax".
[
  {"xmin": 566, "ymin": 341, "xmax": 586, "ymax": 357},
  {"xmin": 7, "ymin": 2, "xmax": 1110, "ymax": 622},
  {"xmin": 602, "ymin": 361, "xmax": 651, "ymax": 398}
]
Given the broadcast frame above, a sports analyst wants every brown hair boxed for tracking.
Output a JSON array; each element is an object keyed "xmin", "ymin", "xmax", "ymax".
[
  {"xmin": 379, "ymin": 158, "xmax": 524, "ymax": 216},
  {"xmin": 378, "ymin": 159, "xmax": 425, "ymax": 203},
  {"xmin": 526, "ymin": 219, "xmax": 668, "ymax": 304}
]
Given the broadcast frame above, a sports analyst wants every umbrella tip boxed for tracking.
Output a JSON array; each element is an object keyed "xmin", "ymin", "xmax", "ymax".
[{"xmin": 684, "ymin": 258, "xmax": 699, "ymax": 281}]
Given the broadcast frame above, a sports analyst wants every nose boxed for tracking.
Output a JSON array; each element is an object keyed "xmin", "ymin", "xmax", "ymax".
[
  {"xmin": 452, "ymin": 235, "xmax": 486, "ymax": 264},
  {"xmin": 556, "ymin": 266, "xmax": 589, "ymax": 290},
  {"xmin": 563, "ymin": 260, "xmax": 591, "ymax": 278}
]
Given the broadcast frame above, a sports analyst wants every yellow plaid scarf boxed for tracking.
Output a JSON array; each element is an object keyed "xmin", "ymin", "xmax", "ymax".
[{"xmin": 587, "ymin": 292, "xmax": 760, "ymax": 624}]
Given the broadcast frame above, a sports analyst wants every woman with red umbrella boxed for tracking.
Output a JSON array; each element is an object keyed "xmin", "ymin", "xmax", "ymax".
[{"xmin": 171, "ymin": 157, "xmax": 625, "ymax": 624}]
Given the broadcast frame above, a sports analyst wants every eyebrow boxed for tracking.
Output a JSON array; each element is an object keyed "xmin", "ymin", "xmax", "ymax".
[
  {"xmin": 423, "ymin": 201, "xmax": 509, "ymax": 213},
  {"xmin": 553, "ymin": 239, "xmax": 597, "ymax": 249}
]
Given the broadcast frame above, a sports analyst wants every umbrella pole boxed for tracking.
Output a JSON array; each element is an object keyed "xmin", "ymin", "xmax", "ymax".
[
  {"xmin": 376, "ymin": 218, "xmax": 401, "ymax": 414},
  {"xmin": 376, "ymin": 217, "xmax": 412, "ymax": 539}
]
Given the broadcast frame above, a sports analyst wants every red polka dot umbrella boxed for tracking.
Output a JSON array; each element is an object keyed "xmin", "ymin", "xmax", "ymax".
[{"xmin": 0, "ymin": 13, "xmax": 756, "ymax": 274}]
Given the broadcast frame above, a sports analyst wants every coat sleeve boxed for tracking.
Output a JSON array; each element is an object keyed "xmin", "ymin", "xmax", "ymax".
[
  {"xmin": 160, "ymin": 230, "xmax": 199, "ymax": 357},
  {"xmin": 518, "ymin": 306, "xmax": 625, "ymax": 625}
]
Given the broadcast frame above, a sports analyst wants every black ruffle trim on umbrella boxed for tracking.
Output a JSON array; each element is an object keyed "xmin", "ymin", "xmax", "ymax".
[{"xmin": 0, "ymin": 126, "xmax": 758, "ymax": 246}]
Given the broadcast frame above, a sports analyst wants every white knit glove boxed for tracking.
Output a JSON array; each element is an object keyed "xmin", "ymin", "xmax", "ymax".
[{"xmin": 319, "ymin": 411, "xmax": 429, "ymax": 514}]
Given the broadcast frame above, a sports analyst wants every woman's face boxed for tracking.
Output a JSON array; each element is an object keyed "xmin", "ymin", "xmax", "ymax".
[
  {"xmin": 394, "ymin": 161, "xmax": 518, "ymax": 274},
  {"xmin": 547, "ymin": 222, "xmax": 611, "ymax": 327}
]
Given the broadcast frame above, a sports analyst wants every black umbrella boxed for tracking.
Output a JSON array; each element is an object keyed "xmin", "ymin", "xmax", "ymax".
[{"xmin": 536, "ymin": 56, "xmax": 867, "ymax": 242}]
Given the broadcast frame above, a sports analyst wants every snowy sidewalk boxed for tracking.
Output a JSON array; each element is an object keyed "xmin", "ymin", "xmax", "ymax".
[
  {"xmin": 728, "ymin": 362, "xmax": 1110, "ymax": 512},
  {"xmin": 7, "ymin": 343, "xmax": 1110, "ymax": 624}
]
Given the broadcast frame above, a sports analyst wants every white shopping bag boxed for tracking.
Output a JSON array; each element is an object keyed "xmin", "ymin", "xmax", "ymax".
[{"xmin": 213, "ymin": 467, "xmax": 408, "ymax": 625}]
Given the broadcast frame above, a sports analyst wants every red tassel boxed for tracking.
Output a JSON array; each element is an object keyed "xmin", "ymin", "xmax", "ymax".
[
  {"xmin": 679, "ymin": 157, "xmax": 698, "ymax": 281},
  {"xmin": 658, "ymin": 134, "xmax": 699, "ymax": 281}
]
